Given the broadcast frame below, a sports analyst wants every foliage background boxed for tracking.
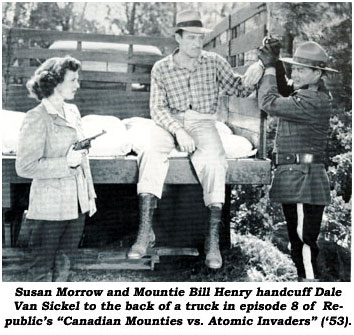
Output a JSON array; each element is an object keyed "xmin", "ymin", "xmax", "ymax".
[
  {"xmin": 231, "ymin": 2, "xmax": 352, "ymax": 281},
  {"xmin": 2, "ymin": 2, "xmax": 351, "ymax": 281},
  {"xmin": 2, "ymin": 2, "xmax": 247, "ymax": 35}
]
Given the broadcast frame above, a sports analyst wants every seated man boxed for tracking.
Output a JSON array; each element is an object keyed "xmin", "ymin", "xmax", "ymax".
[{"xmin": 128, "ymin": 9, "xmax": 263, "ymax": 269}]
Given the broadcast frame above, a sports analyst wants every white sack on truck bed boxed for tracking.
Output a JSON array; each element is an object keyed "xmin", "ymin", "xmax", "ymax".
[
  {"xmin": 215, "ymin": 121, "xmax": 257, "ymax": 158},
  {"xmin": 122, "ymin": 117, "xmax": 154, "ymax": 155},
  {"xmin": 220, "ymin": 134, "xmax": 257, "ymax": 158},
  {"xmin": 81, "ymin": 115, "xmax": 131, "ymax": 157},
  {"xmin": 2, "ymin": 112, "xmax": 256, "ymax": 159},
  {"xmin": 2, "ymin": 110, "xmax": 26, "ymax": 155}
]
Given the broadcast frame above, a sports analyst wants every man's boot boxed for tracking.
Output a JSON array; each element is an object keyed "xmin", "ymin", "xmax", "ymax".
[
  {"xmin": 127, "ymin": 193, "xmax": 156, "ymax": 259},
  {"xmin": 205, "ymin": 206, "xmax": 222, "ymax": 269}
]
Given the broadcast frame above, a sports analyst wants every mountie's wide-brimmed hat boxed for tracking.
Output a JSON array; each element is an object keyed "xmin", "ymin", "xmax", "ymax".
[
  {"xmin": 173, "ymin": 10, "xmax": 212, "ymax": 34},
  {"xmin": 280, "ymin": 41, "xmax": 338, "ymax": 72}
]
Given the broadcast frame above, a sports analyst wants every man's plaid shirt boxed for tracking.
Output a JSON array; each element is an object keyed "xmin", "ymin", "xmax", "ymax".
[{"xmin": 150, "ymin": 50, "xmax": 251, "ymax": 135}]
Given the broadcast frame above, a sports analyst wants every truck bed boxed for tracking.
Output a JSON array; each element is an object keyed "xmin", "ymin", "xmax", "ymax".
[
  {"xmin": 2, "ymin": 22, "xmax": 271, "ymax": 251},
  {"xmin": 2, "ymin": 155, "xmax": 271, "ymax": 187}
]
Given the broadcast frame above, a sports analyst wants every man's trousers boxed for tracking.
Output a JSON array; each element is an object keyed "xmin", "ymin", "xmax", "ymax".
[{"xmin": 138, "ymin": 111, "xmax": 228, "ymax": 206}]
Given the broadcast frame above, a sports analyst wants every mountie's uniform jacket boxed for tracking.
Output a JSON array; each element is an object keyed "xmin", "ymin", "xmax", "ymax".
[
  {"xmin": 258, "ymin": 74, "xmax": 331, "ymax": 205},
  {"xmin": 258, "ymin": 69, "xmax": 333, "ymax": 280}
]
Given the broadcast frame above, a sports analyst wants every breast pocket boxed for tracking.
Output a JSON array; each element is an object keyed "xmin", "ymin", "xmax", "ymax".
[{"xmin": 202, "ymin": 72, "xmax": 216, "ymax": 95}]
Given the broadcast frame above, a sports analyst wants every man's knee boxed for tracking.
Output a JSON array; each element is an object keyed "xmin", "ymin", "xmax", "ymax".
[{"xmin": 148, "ymin": 125, "xmax": 175, "ymax": 150}]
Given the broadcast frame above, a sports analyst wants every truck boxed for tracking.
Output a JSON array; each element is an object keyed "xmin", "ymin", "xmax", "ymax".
[{"xmin": 2, "ymin": 3, "xmax": 271, "ymax": 271}]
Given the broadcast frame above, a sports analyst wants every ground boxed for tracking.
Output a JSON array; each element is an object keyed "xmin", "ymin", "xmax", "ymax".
[
  {"xmin": 4, "ymin": 232, "xmax": 347, "ymax": 282},
  {"xmin": 2, "ymin": 247, "xmax": 251, "ymax": 282}
]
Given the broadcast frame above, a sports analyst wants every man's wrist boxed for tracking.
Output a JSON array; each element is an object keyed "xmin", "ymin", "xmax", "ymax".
[
  {"xmin": 264, "ymin": 67, "xmax": 276, "ymax": 76},
  {"xmin": 174, "ymin": 127, "xmax": 184, "ymax": 137}
]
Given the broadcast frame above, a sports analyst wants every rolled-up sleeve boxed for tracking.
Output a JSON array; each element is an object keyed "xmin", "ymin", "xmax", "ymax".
[
  {"xmin": 16, "ymin": 110, "xmax": 72, "ymax": 179},
  {"xmin": 258, "ymin": 74, "xmax": 320, "ymax": 123},
  {"xmin": 150, "ymin": 66, "xmax": 183, "ymax": 135}
]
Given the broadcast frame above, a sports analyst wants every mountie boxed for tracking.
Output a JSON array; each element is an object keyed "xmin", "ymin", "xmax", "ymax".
[{"xmin": 189, "ymin": 287, "xmax": 211, "ymax": 296}]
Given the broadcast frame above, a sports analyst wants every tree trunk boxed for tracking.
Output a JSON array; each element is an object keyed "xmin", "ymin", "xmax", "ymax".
[
  {"xmin": 266, "ymin": 2, "xmax": 294, "ymax": 57},
  {"xmin": 127, "ymin": 2, "xmax": 137, "ymax": 35},
  {"xmin": 80, "ymin": 2, "xmax": 88, "ymax": 26},
  {"xmin": 172, "ymin": 2, "xmax": 177, "ymax": 27},
  {"xmin": 61, "ymin": 3, "xmax": 74, "ymax": 31},
  {"xmin": 13, "ymin": 2, "xmax": 22, "ymax": 27},
  {"xmin": 266, "ymin": 2, "xmax": 294, "ymax": 76}
]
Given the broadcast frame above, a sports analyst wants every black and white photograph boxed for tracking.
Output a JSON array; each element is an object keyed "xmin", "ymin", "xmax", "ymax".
[
  {"xmin": 2, "ymin": 2, "xmax": 353, "ymax": 334},
  {"xmin": 1, "ymin": 1, "xmax": 351, "ymax": 285}
]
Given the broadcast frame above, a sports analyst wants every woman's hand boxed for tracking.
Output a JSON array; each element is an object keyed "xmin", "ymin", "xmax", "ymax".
[
  {"xmin": 89, "ymin": 198, "xmax": 97, "ymax": 217},
  {"xmin": 66, "ymin": 145, "xmax": 87, "ymax": 168}
]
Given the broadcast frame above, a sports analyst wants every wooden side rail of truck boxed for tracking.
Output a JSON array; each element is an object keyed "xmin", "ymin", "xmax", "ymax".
[{"xmin": 2, "ymin": 3, "xmax": 271, "ymax": 265}]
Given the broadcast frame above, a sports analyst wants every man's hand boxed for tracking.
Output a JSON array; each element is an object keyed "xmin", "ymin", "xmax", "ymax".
[
  {"xmin": 175, "ymin": 128, "xmax": 195, "ymax": 153},
  {"xmin": 258, "ymin": 37, "xmax": 281, "ymax": 68},
  {"xmin": 243, "ymin": 61, "xmax": 264, "ymax": 88}
]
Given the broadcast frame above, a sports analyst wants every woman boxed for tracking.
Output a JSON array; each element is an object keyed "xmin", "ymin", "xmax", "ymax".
[
  {"xmin": 257, "ymin": 41, "xmax": 337, "ymax": 281},
  {"xmin": 16, "ymin": 56, "xmax": 97, "ymax": 282}
]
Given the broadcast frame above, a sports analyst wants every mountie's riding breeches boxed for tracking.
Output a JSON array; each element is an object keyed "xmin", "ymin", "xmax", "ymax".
[{"xmin": 282, "ymin": 203, "xmax": 325, "ymax": 279}]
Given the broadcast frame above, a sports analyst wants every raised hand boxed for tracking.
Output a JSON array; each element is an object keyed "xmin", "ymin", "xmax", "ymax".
[{"xmin": 258, "ymin": 37, "xmax": 282, "ymax": 68}]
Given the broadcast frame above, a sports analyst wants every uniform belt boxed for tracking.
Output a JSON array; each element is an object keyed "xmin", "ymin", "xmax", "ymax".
[{"xmin": 273, "ymin": 153, "xmax": 324, "ymax": 166}]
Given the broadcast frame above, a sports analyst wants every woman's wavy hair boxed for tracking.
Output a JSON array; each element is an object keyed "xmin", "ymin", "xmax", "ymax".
[{"xmin": 26, "ymin": 56, "xmax": 81, "ymax": 101}]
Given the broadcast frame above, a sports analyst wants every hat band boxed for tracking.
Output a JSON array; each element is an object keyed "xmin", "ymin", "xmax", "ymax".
[
  {"xmin": 293, "ymin": 56, "xmax": 327, "ymax": 69},
  {"xmin": 176, "ymin": 20, "xmax": 203, "ymax": 28}
]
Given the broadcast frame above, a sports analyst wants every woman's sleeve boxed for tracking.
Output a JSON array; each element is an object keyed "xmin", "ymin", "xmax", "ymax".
[{"xmin": 15, "ymin": 109, "xmax": 73, "ymax": 179}]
